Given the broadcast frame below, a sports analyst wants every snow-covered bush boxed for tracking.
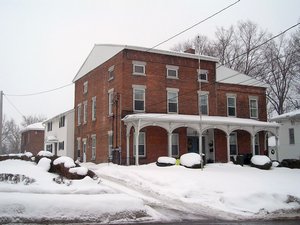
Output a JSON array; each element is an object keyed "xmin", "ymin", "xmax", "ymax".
[
  {"xmin": 69, "ymin": 167, "xmax": 88, "ymax": 176},
  {"xmin": 251, "ymin": 155, "xmax": 272, "ymax": 170},
  {"xmin": 37, "ymin": 150, "xmax": 54, "ymax": 157},
  {"xmin": 281, "ymin": 159, "xmax": 300, "ymax": 169},
  {"xmin": 37, "ymin": 157, "xmax": 51, "ymax": 171},
  {"xmin": 180, "ymin": 153, "xmax": 203, "ymax": 168},
  {"xmin": 156, "ymin": 156, "xmax": 176, "ymax": 167},
  {"xmin": 53, "ymin": 156, "xmax": 76, "ymax": 168}
]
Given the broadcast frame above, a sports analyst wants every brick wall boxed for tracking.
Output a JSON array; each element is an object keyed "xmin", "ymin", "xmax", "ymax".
[{"xmin": 21, "ymin": 130, "xmax": 44, "ymax": 155}]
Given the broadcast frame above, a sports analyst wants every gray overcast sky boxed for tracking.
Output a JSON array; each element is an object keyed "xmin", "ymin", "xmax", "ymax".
[{"xmin": 0, "ymin": 0, "xmax": 299, "ymax": 125}]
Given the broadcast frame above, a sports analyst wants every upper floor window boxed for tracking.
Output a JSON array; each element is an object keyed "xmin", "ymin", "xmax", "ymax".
[
  {"xmin": 166, "ymin": 65, "xmax": 179, "ymax": 79},
  {"xmin": 227, "ymin": 94, "xmax": 236, "ymax": 117},
  {"xmin": 83, "ymin": 81, "xmax": 88, "ymax": 94},
  {"xmin": 249, "ymin": 97, "xmax": 258, "ymax": 119},
  {"xmin": 167, "ymin": 88, "xmax": 179, "ymax": 114},
  {"xmin": 108, "ymin": 65, "xmax": 115, "ymax": 81},
  {"xmin": 198, "ymin": 69, "xmax": 208, "ymax": 82},
  {"xmin": 47, "ymin": 122, "xmax": 52, "ymax": 131},
  {"xmin": 133, "ymin": 85, "xmax": 146, "ymax": 112},
  {"xmin": 132, "ymin": 61, "xmax": 146, "ymax": 76},
  {"xmin": 77, "ymin": 103, "xmax": 82, "ymax": 125},
  {"xmin": 289, "ymin": 128, "xmax": 295, "ymax": 145},
  {"xmin": 92, "ymin": 96, "xmax": 96, "ymax": 121},
  {"xmin": 108, "ymin": 88, "xmax": 114, "ymax": 116},
  {"xmin": 59, "ymin": 116, "xmax": 65, "ymax": 128},
  {"xmin": 83, "ymin": 101, "xmax": 87, "ymax": 124},
  {"xmin": 198, "ymin": 91, "xmax": 209, "ymax": 115}
]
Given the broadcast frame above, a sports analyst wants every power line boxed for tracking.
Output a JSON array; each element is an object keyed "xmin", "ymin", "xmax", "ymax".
[
  {"xmin": 147, "ymin": 0, "xmax": 240, "ymax": 51},
  {"xmin": 5, "ymin": 82, "xmax": 73, "ymax": 97},
  {"xmin": 3, "ymin": 94, "xmax": 26, "ymax": 118}
]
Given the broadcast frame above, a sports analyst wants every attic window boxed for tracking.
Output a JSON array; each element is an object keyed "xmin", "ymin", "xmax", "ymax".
[
  {"xmin": 132, "ymin": 61, "xmax": 146, "ymax": 76},
  {"xmin": 83, "ymin": 81, "xmax": 88, "ymax": 94},
  {"xmin": 198, "ymin": 69, "xmax": 208, "ymax": 82},
  {"xmin": 108, "ymin": 65, "xmax": 115, "ymax": 81}
]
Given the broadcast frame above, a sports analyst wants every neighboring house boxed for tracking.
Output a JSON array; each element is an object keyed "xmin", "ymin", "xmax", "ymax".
[
  {"xmin": 73, "ymin": 44, "xmax": 279, "ymax": 165},
  {"xmin": 270, "ymin": 109, "xmax": 300, "ymax": 160},
  {"xmin": 43, "ymin": 109, "xmax": 74, "ymax": 158},
  {"xmin": 20, "ymin": 122, "xmax": 44, "ymax": 155}
]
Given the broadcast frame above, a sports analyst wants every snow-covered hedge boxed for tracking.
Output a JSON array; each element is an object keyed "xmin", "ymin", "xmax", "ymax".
[
  {"xmin": 37, "ymin": 157, "xmax": 51, "ymax": 172},
  {"xmin": 156, "ymin": 156, "xmax": 176, "ymax": 167},
  {"xmin": 69, "ymin": 167, "xmax": 88, "ymax": 176},
  {"xmin": 251, "ymin": 155, "xmax": 272, "ymax": 170},
  {"xmin": 180, "ymin": 153, "xmax": 203, "ymax": 168},
  {"xmin": 37, "ymin": 150, "xmax": 54, "ymax": 157},
  {"xmin": 53, "ymin": 156, "xmax": 76, "ymax": 168}
]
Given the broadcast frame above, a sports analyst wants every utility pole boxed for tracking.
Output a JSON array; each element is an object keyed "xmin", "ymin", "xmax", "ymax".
[{"xmin": 0, "ymin": 90, "xmax": 3, "ymax": 155}]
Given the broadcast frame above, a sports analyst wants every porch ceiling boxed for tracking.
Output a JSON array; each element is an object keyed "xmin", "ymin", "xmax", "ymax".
[{"xmin": 122, "ymin": 113, "xmax": 279, "ymax": 136}]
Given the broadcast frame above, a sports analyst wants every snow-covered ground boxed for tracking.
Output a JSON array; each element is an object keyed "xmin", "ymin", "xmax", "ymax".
[{"xmin": 0, "ymin": 158, "xmax": 300, "ymax": 224}]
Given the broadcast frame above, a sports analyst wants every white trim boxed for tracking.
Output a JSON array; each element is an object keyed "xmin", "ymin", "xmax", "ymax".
[
  {"xmin": 132, "ymin": 61, "xmax": 146, "ymax": 76},
  {"xmin": 108, "ymin": 65, "xmax": 115, "ymax": 81},
  {"xmin": 166, "ymin": 65, "xmax": 179, "ymax": 79},
  {"xmin": 167, "ymin": 89, "xmax": 179, "ymax": 114},
  {"xmin": 197, "ymin": 69, "xmax": 209, "ymax": 82},
  {"xmin": 91, "ymin": 134, "xmax": 96, "ymax": 160},
  {"xmin": 198, "ymin": 91, "xmax": 209, "ymax": 116},
  {"xmin": 108, "ymin": 88, "xmax": 114, "ymax": 116},
  {"xmin": 133, "ymin": 85, "xmax": 146, "ymax": 112},
  {"xmin": 249, "ymin": 96, "xmax": 258, "ymax": 119},
  {"xmin": 226, "ymin": 94, "xmax": 237, "ymax": 117}
]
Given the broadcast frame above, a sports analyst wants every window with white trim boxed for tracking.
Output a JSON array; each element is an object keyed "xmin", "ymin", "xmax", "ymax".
[
  {"xmin": 108, "ymin": 65, "xmax": 115, "ymax": 81},
  {"xmin": 92, "ymin": 96, "xmax": 96, "ymax": 121},
  {"xmin": 172, "ymin": 133, "xmax": 179, "ymax": 157},
  {"xmin": 230, "ymin": 132, "xmax": 238, "ymax": 155},
  {"xmin": 77, "ymin": 103, "xmax": 82, "ymax": 126},
  {"xmin": 108, "ymin": 131, "xmax": 113, "ymax": 160},
  {"xmin": 166, "ymin": 65, "xmax": 179, "ymax": 79},
  {"xmin": 227, "ymin": 94, "xmax": 236, "ymax": 117},
  {"xmin": 249, "ymin": 97, "xmax": 258, "ymax": 118},
  {"xmin": 59, "ymin": 116, "xmax": 65, "ymax": 128},
  {"xmin": 167, "ymin": 88, "xmax": 179, "ymax": 113},
  {"xmin": 133, "ymin": 132, "xmax": 146, "ymax": 157},
  {"xmin": 198, "ymin": 91, "xmax": 209, "ymax": 115},
  {"xmin": 198, "ymin": 69, "xmax": 208, "ymax": 82},
  {"xmin": 83, "ymin": 81, "xmax": 88, "ymax": 94},
  {"xmin": 289, "ymin": 128, "xmax": 295, "ymax": 145},
  {"xmin": 108, "ymin": 89, "xmax": 114, "ymax": 116},
  {"xmin": 132, "ymin": 61, "xmax": 146, "ymax": 76},
  {"xmin": 133, "ymin": 85, "xmax": 146, "ymax": 112},
  {"xmin": 47, "ymin": 122, "xmax": 52, "ymax": 131},
  {"xmin": 91, "ymin": 135, "xmax": 96, "ymax": 160},
  {"xmin": 83, "ymin": 100, "xmax": 87, "ymax": 124}
]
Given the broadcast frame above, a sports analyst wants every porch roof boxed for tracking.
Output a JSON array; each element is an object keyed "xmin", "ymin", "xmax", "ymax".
[{"xmin": 122, "ymin": 113, "xmax": 279, "ymax": 136}]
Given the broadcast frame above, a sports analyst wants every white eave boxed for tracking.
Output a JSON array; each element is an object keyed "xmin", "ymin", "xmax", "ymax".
[
  {"xmin": 216, "ymin": 64, "xmax": 268, "ymax": 88},
  {"xmin": 43, "ymin": 109, "xmax": 74, "ymax": 125},
  {"xmin": 270, "ymin": 109, "xmax": 300, "ymax": 122},
  {"xmin": 72, "ymin": 44, "xmax": 220, "ymax": 82}
]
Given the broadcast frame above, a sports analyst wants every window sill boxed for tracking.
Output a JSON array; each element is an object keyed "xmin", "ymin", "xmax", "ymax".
[
  {"xmin": 132, "ymin": 73, "xmax": 146, "ymax": 76},
  {"xmin": 198, "ymin": 80, "xmax": 208, "ymax": 83},
  {"xmin": 167, "ymin": 76, "xmax": 179, "ymax": 80}
]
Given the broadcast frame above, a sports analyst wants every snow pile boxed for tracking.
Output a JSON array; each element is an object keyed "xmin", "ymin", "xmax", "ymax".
[
  {"xmin": 53, "ymin": 156, "xmax": 76, "ymax": 168},
  {"xmin": 69, "ymin": 167, "xmax": 88, "ymax": 176},
  {"xmin": 37, "ymin": 150, "xmax": 54, "ymax": 157},
  {"xmin": 180, "ymin": 153, "xmax": 202, "ymax": 168},
  {"xmin": 251, "ymin": 155, "xmax": 271, "ymax": 166},
  {"xmin": 37, "ymin": 157, "xmax": 51, "ymax": 171},
  {"xmin": 157, "ymin": 156, "xmax": 176, "ymax": 165}
]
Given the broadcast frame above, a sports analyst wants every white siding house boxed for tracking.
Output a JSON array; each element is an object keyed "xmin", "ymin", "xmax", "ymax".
[
  {"xmin": 270, "ymin": 109, "xmax": 300, "ymax": 160},
  {"xmin": 43, "ymin": 109, "xmax": 74, "ymax": 158}
]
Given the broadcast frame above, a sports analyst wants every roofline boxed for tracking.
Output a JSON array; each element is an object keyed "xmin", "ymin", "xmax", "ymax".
[{"xmin": 43, "ymin": 109, "xmax": 75, "ymax": 124}]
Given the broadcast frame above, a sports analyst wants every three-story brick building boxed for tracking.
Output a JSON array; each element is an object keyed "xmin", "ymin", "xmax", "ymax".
[{"xmin": 73, "ymin": 44, "xmax": 279, "ymax": 165}]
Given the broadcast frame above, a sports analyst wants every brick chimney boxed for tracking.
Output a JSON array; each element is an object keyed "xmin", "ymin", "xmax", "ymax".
[{"xmin": 184, "ymin": 48, "xmax": 195, "ymax": 54}]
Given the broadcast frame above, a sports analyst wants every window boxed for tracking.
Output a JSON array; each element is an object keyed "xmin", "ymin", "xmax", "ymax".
[
  {"xmin": 108, "ymin": 65, "xmax": 115, "ymax": 81},
  {"xmin": 92, "ymin": 96, "xmax": 96, "ymax": 121},
  {"xmin": 289, "ymin": 128, "xmax": 295, "ymax": 145},
  {"xmin": 108, "ymin": 89, "xmax": 114, "ymax": 116},
  {"xmin": 77, "ymin": 138, "xmax": 81, "ymax": 159},
  {"xmin": 108, "ymin": 131, "xmax": 113, "ymax": 160},
  {"xmin": 198, "ymin": 69, "xmax": 208, "ymax": 82},
  {"xmin": 198, "ymin": 91, "xmax": 209, "ymax": 115},
  {"xmin": 133, "ymin": 85, "xmax": 146, "ymax": 112},
  {"xmin": 166, "ymin": 65, "xmax": 179, "ymax": 79},
  {"xmin": 47, "ymin": 122, "xmax": 52, "ymax": 131},
  {"xmin": 132, "ymin": 61, "xmax": 146, "ymax": 76},
  {"xmin": 167, "ymin": 88, "xmax": 179, "ymax": 113},
  {"xmin": 172, "ymin": 133, "xmax": 179, "ymax": 157},
  {"xmin": 59, "ymin": 116, "xmax": 65, "ymax": 128},
  {"xmin": 227, "ymin": 94, "xmax": 236, "ymax": 117},
  {"xmin": 59, "ymin": 141, "xmax": 64, "ymax": 150},
  {"xmin": 46, "ymin": 144, "xmax": 52, "ymax": 152},
  {"xmin": 249, "ymin": 97, "xmax": 258, "ymax": 118},
  {"xmin": 77, "ymin": 103, "xmax": 82, "ymax": 126},
  {"xmin": 230, "ymin": 132, "xmax": 238, "ymax": 155},
  {"xmin": 91, "ymin": 135, "xmax": 96, "ymax": 160},
  {"xmin": 134, "ymin": 132, "xmax": 146, "ymax": 157},
  {"xmin": 83, "ymin": 100, "xmax": 87, "ymax": 124},
  {"xmin": 83, "ymin": 81, "xmax": 88, "ymax": 94}
]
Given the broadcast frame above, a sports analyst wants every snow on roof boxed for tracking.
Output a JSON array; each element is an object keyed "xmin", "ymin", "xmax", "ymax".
[
  {"xmin": 123, "ymin": 113, "xmax": 279, "ymax": 128},
  {"xmin": 270, "ymin": 109, "xmax": 300, "ymax": 121},
  {"xmin": 20, "ymin": 122, "xmax": 44, "ymax": 133},
  {"xmin": 216, "ymin": 64, "xmax": 267, "ymax": 88},
  {"xmin": 72, "ymin": 44, "xmax": 220, "ymax": 82}
]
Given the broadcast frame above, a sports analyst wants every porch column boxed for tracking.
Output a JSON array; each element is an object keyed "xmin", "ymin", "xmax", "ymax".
[
  {"xmin": 126, "ymin": 132, "xmax": 130, "ymax": 166},
  {"xmin": 134, "ymin": 130, "xmax": 139, "ymax": 166},
  {"xmin": 251, "ymin": 134, "xmax": 256, "ymax": 156},
  {"xmin": 168, "ymin": 132, "xmax": 172, "ymax": 157},
  {"xmin": 227, "ymin": 134, "xmax": 231, "ymax": 162}
]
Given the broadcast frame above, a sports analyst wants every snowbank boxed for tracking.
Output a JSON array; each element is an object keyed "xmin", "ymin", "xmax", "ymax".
[
  {"xmin": 53, "ymin": 156, "xmax": 76, "ymax": 168},
  {"xmin": 251, "ymin": 155, "xmax": 271, "ymax": 166},
  {"xmin": 69, "ymin": 167, "xmax": 88, "ymax": 176},
  {"xmin": 157, "ymin": 156, "xmax": 176, "ymax": 165},
  {"xmin": 37, "ymin": 157, "xmax": 51, "ymax": 171},
  {"xmin": 180, "ymin": 153, "xmax": 202, "ymax": 168}
]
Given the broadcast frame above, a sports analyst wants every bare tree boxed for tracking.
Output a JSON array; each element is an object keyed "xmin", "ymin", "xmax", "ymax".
[
  {"xmin": 21, "ymin": 114, "xmax": 47, "ymax": 128},
  {"xmin": 1, "ymin": 116, "xmax": 21, "ymax": 154}
]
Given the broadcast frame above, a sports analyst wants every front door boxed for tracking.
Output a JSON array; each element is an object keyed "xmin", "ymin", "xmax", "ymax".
[
  {"xmin": 82, "ymin": 139, "xmax": 87, "ymax": 162},
  {"xmin": 188, "ymin": 137, "xmax": 199, "ymax": 153}
]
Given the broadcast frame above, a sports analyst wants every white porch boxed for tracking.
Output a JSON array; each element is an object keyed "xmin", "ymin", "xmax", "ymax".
[{"xmin": 122, "ymin": 113, "xmax": 280, "ymax": 165}]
